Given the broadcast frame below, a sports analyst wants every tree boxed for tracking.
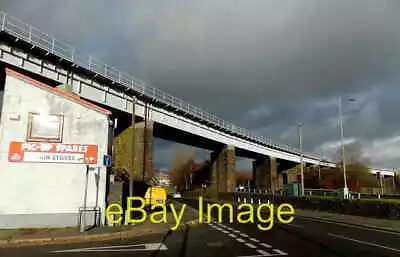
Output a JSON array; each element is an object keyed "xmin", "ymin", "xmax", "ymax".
[
  {"xmin": 318, "ymin": 162, "xmax": 378, "ymax": 191},
  {"xmin": 333, "ymin": 141, "xmax": 369, "ymax": 166},
  {"xmin": 168, "ymin": 151, "xmax": 195, "ymax": 191}
]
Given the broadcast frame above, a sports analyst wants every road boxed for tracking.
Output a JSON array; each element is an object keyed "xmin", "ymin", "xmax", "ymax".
[{"xmin": 0, "ymin": 198, "xmax": 399, "ymax": 257}]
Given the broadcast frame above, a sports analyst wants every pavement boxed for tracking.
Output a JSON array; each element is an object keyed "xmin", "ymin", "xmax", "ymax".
[
  {"xmin": 0, "ymin": 200, "xmax": 199, "ymax": 248},
  {"xmin": 0, "ymin": 198, "xmax": 399, "ymax": 256}
]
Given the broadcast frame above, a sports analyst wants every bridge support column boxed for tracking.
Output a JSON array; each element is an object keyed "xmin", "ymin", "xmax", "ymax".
[
  {"xmin": 252, "ymin": 157, "xmax": 278, "ymax": 193},
  {"xmin": 210, "ymin": 145, "xmax": 236, "ymax": 194},
  {"xmin": 134, "ymin": 121, "xmax": 154, "ymax": 183},
  {"xmin": 270, "ymin": 157, "xmax": 278, "ymax": 193},
  {"xmin": 253, "ymin": 159, "xmax": 269, "ymax": 189},
  {"xmin": 113, "ymin": 121, "xmax": 154, "ymax": 182}
]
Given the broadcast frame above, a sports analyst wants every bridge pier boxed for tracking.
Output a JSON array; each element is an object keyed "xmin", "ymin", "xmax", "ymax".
[
  {"xmin": 113, "ymin": 120, "xmax": 154, "ymax": 182},
  {"xmin": 210, "ymin": 145, "xmax": 236, "ymax": 194},
  {"xmin": 134, "ymin": 121, "xmax": 154, "ymax": 183},
  {"xmin": 252, "ymin": 157, "xmax": 278, "ymax": 193}
]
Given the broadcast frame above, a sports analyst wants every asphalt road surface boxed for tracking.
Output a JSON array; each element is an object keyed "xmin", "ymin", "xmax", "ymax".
[{"xmin": 1, "ymin": 198, "xmax": 399, "ymax": 257}]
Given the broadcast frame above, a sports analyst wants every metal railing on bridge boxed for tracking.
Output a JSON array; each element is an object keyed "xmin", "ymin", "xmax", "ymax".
[
  {"xmin": 0, "ymin": 10, "xmax": 328, "ymax": 162},
  {"xmin": 235, "ymin": 187, "xmax": 400, "ymax": 200}
]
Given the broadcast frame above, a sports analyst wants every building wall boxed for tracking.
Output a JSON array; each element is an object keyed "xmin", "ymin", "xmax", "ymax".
[{"xmin": 0, "ymin": 72, "xmax": 110, "ymax": 228}]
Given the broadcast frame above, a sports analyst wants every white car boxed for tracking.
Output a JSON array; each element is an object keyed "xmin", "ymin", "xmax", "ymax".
[{"xmin": 173, "ymin": 192, "xmax": 182, "ymax": 199}]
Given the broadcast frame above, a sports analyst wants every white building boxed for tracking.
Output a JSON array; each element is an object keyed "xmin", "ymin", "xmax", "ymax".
[
  {"xmin": 153, "ymin": 171, "xmax": 171, "ymax": 186},
  {"xmin": 0, "ymin": 68, "xmax": 111, "ymax": 228}
]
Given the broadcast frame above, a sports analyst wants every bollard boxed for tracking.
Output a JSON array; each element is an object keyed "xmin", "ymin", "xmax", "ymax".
[
  {"xmin": 358, "ymin": 193, "xmax": 361, "ymax": 199},
  {"xmin": 251, "ymin": 198, "xmax": 254, "ymax": 204},
  {"xmin": 258, "ymin": 199, "xmax": 261, "ymax": 205},
  {"xmin": 244, "ymin": 197, "xmax": 247, "ymax": 203},
  {"xmin": 238, "ymin": 197, "xmax": 241, "ymax": 203}
]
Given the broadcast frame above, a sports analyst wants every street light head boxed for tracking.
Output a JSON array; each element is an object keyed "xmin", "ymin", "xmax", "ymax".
[{"xmin": 348, "ymin": 98, "xmax": 356, "ymax": 102}]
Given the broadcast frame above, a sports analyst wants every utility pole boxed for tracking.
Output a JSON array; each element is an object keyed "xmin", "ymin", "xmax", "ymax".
[
  {"xmin": 298, "ymin": 123, "xmax": 304, "ymax": 196},
  {"xmin": 338, "ymin": 96, "xmax": 348, "ymax": 190}
]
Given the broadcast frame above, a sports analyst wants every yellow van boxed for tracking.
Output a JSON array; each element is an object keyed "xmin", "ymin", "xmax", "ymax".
[{"xmin": 144, "ymin": 186, "xmax": 168, "ymax": 207}]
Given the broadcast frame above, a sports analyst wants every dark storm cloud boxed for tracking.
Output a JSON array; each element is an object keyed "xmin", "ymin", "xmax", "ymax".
[{"xmin": 2, "ymin": 0, "xmax": 400, "ymax": 169}]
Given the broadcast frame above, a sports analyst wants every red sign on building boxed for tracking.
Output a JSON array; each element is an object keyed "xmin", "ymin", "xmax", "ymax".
[{"xmin": 8, "ymin": 142, "xmax": 98, "ymax": 164}]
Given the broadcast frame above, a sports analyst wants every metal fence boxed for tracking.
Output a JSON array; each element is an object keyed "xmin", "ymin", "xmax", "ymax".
[
  {"xmin": 0, "ymin": 10, "xmax": 329, "ymax": 162},
  {"xmin": 235, "ymin": 187, "xmax": 400, "ymax": 200}
]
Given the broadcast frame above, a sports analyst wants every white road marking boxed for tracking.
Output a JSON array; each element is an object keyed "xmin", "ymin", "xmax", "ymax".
[
  {"xmin": 257, "ymin": 249, "xmax": 272, "ymax": 256},
  {"xmin": 208, "ymin": 222, "xmax": 288, "ymax": 257},
  {"xmin": 236, "ymin": 238, "xmax": 246, "ymax": 243},
  {"xmin": 245, "ymin": 243, "xmax": 257, "ymax": 249},
  {"xmin": 228, "ymin": 233, "xmax": 237, "ymax": 238},
  {"xmin": 273, "ymin": 249, "xmax": 288, "ymax": 255},
  {"xmin": 260, "ymin": 243, "xmax": 272, "ymax": 248},
  {"xmin": 328, "ymin": 233, "xmax": 400, "ymax": 253},
  {"xmin": 51, "ymin": 243, "xmax": 167, "ymax": 253}
]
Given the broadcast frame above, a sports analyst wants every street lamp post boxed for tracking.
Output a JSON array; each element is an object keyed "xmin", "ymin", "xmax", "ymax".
[
  {"xmin": 298, "ymin": 123, "xmax": 304, "ymax": 196},
  {"xmin": 338, "ymin": 96, "xmax": 356, "ymax": 199},
  {"xmin": 338, "ymin": 96, "xmax": 348, "ymax": 190}
]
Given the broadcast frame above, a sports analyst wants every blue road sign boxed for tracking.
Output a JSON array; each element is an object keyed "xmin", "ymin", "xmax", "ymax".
[{"xmin": 103, "ymin": 155, "xmax": 112, "ymax": 167}]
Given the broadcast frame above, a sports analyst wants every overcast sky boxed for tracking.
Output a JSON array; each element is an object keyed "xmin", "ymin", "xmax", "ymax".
[{"xmin": 3, "ymin": 0, "xmax": 400, "ymax": 171}]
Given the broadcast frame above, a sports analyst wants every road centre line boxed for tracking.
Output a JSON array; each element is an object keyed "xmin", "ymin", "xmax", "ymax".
[
  {"xmin": 257, "ymin": 249, "xmax": 272, "ymax": 256},
  {"xmin": 328, "ymin": 233, "xmax": 400, "ymax": 253},
  {"xmin": 245, "ymin": 243, "xmax": 257, "ymax": 249},
  {"xmin": 208, "ymin": 221, "xmax": 288, "ymax": 256},
  {"xmin": 249, "ymin": 238, "xmax": 260, "ymax": 243},
  {"xmin": 260, "ymin": 243, "xmax": 272, "ymax": 248},
  {"xmin": 272, "ymin": 249, "xmax": 288, "ymax": 255}
]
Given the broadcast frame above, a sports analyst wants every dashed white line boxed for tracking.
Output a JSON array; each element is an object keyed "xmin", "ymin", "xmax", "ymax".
[
  {"xmin": 273, "ymin": 249, "xmax": 289, "ymax": 255},
  {"xmin": 260, "ymin": 243, "xmax": 272, "ymax": 248},
  {"xmin": 236, "ymin": 238, "xmax": 246, "ymax": 243},
  {"xmin": 328, "ymin": 233, "xmax": 400, "ymax": 253},
  {"xmin": 257, "ymin": 249, "xmax": 272, "ymax": 256},
  {"xmin": 208, "ymin": 221, "xmax": 288, "ymax": 256},
  {"xmin": 245, "ymin": 243, "xmax": 257, "ymax": 249},
  {"xmin": 249, "ymin": 238, "xmax": 260, "ymax": 243}
]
